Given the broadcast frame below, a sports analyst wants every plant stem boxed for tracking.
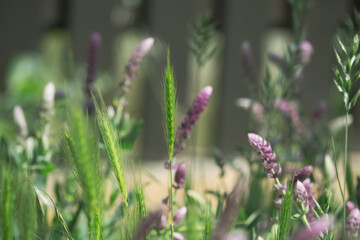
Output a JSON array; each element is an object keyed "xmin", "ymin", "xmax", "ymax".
[
  {"xmin": 169, "ymin": 157, "xmax": 174, "ymax": 240},
  {"xmin": 343, "ymin": 109, "xmax": 349, "ymax": 231},
  {"xmin": 301, "ymin": 215, "xmax": 311, "ymax": 229}
]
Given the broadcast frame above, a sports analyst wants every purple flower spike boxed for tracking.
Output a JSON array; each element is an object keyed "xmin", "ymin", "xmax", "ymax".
[
  {"xmin": 248, "ymin": 133, "xmax": 281, "ymax": 178},
  {"xmin": 298, "ymin": 40, "xmax": 313, "ymax": 64},
  {"xmin": 292, "ymin": 165, "xmax": 313, "ymax": 183},
  {"xmin": 174, "ymin": 86, "xmax": 213, "ymax": 153},
  {"xmin": 347, "ymin": 208, "xmax": 360, "ymax": 238},
  {"xmin": 173, "ymin": 232, "xmax": 185, "ymax": 240},
  {"xmin": 132, "ymin": 209, "xmax": 163, "ymax": 240},
  {"xmin": 290, "ymin": 216, "xmax": 333, "ymax": 240},
  {"xmin": 294, "ymin": 181, "xmax": 308, "ymax": 206},
  {"xmin": 173, "ymin": 207, "xmax": 187, "ymax": 225},
  {"xmin": 85, "ymin": 33, "xmax": 102, "ymax": 96},
  {"xmin": 274, "ymin": 99, "xmax": 302, "ymax": 133},
  {"xmin": 122, "ymin": 37, "xmax": 154, "ymax": 92},
  {"xmin": 303, "ymin": 179, "xmax": 315, "ymax": 218},
  {"xmin": 174, "ymin": 162, "xmax": 186, "ymax": 189}
]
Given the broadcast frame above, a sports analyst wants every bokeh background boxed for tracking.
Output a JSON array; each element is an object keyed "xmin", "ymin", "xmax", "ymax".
[{"xmin": 0, "ymin": 0, "xmax": 359, "ymax": 161}]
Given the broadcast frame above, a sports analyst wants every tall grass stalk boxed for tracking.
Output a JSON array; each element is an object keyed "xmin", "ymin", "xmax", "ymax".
[
  {"xmin": 63, "ymin": 102, "xmax": 102, "ymax": 240},
  {"xmin": 163, "ymin": 49, "xmax": 176, "ymax": 240},
  {"xmin": 93, "ymin": 93, "xmax": 128, "ymax": 206},
  {"xmin": 342, "ymin": 110, "xmax": 349, "ymax": 230}
]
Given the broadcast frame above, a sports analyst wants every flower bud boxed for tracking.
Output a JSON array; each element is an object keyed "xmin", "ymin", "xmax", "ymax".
[
  {"xmin": 294, "ymin": 181, "xmax": 308, "ymax": 206},
  {"xmin": 347, "ymin": 208, "xmax": 360, "ymax": 238},
  {"xmin": 174, "ymin": 162, "xmax": 186, "ymax": 189},
  {"xmin": 173, "ymin": 232, "xmax": 185, "ymax": 240},
  {"xmin": 13, "ymin": 105, "xmax": 28, "ymax": 137},
  {"xmin": 298, "ymin": 40, "xmax": 313, "ymax": 64},
  {"xmin": 173, "ymin": 207, "xmax": 187, "ymax": 225}
]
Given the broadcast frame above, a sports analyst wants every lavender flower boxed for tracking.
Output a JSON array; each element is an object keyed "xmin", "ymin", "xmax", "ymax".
[
  {"xmin": 155, "ymin": 214, "xmax": 167, "ymax": 230},
  {"xmin": 173, "ymin": 207, "xmax": 187, "ymax": 225},
  {"xmin": 346, "ymin": 208, "xmax": 360, "ymax": 238},
  {"xmin": 121, "ymin": 37, "xmax": 154, "ymax": 92},
  {"xmin": 292, "ymin": 165, "xmax": 313, "ymax": 183},
  {"xmin": 13, "ymin": 105, "xmax": 28, "ymax": 138},
  {"xmin": 85, "ymin": 33, "xmax": 102, "ymax": 96},
  {"xmin": 132, "ymin": 209, "xmax": 163, "ymax": 240},
  {"xmin": 290, "ymin": 216, "xmax": 333, "ymax": 240},
  {"xmin": 274, "ymin": 99, "xmax": 302, "ymax": 133},
  {"xmin": 248, "ymin": 133, "xmax": 281, "ymax": 178},
  {"xmin": 303, "ymin": 179, "xmax": 315, "ymax": 218},
  {"xmin": 173, "ymin": 232, "xmax": 186, "ymax": 240},
  {"xmin": 294, "ymin": 180, "xmax": 308, "ymax": 206},
  {"xmin": 347, "ymin": 201, "xmax": 356, "ymax": 213},
  {"xmin": 240, "ymin": 41, "xmax": 255, "ymax": 82},
  {"xmin": 174, "ymin": 162, "xmax": 186, "ymax": 189},
  {"xmin": 174, "ymin": 86, "xmax": 213, "ymax": 153},
  {"xmin": 298, "ymin": 40, "xmax": 313, "ymax": 64}
]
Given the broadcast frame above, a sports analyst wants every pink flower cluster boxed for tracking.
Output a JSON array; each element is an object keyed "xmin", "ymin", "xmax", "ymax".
[
  {"xmin": 248, "ymin": 133, "xmax": 281, "ymax": 178},
  {"xmin": 121, "ymin": 37, "xmax": 154, "ymax": 92},
  {"xmin": 346, "ymin": 201, "xmax": 360, "ymax": 238},
  {"xmin": 174, "ymin": 86, "xmax": 213, "ymax": 153}
]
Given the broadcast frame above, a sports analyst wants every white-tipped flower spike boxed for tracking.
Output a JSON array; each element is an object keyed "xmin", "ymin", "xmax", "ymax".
[
  {"xmin": 173, "ymin": 207, "xmax": 187, "ymax": 225},
  {"xmin": 42, "ymin": 82, "xmax": 55, "ymax": 115},
  {"xmin": 298, "ymin": 40, "xmax": 313, "ymax": 64},
  {"xmin": 107, "ymin": 105, "xmax": 115, "ymax": 119},
  {"xmin": 13, "ymin": 105, "xmax": 28, "ymax": 137},
  {"xmin": 173, "ymin": 232, "xmax": 185, "ymax": 240},
  {"xmin": 248, "ymin": 133, "xmax": 281, "ymax": 178},
  {"xmin": 223, "ymin": 230, "xmax": 249, "ymax": 240},
  {"xmin": 122, "ymin": 37, "xmax": 154, "ymax": 92},
  {"xmin": 324, "ymin": 154, "xmax": 336, "ymax": 182},
  {"xmin": 347, "ymin": 208, "xmax": 360, "ymax": 238}
]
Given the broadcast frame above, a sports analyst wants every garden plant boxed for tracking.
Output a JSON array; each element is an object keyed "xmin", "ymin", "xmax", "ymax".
[{"xmin": 1, "ymin": 0, "xmax": 360, "ymax": 239}]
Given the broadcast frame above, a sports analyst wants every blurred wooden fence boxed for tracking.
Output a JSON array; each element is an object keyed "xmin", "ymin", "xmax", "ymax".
[{"xmin": 0, "ymin": 0, "xmax": 359, "ymax": 159}]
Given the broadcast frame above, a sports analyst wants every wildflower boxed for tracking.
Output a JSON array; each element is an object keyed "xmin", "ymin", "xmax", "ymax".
[
  {"xmin": 155, "ymin": 214, "xmax": 167, "ymax": 230},
  {"xmin": 290, "ymin": 216, "xmax": 333, "ymax": 240},
  {"xmin": 248, "ymin": 133, "xmax": 281, "ymax": 178},
  {"xmin": 292, "ymin": 165, "xmax": 313, "ymax": 183},
  {"xmin": 174, "ymin": 162, "xmax": 186, "ymax": 189},
  {"xmin": 274, "ymin": 99, "xmax": 302, "ymax": 133},
  {"xmin": 132, "ymin": 209, "xmax": 163, "ymax": 240},
  {"xmin": 346, "ymin": 208, "xmax": 360, "ymax": 238},
  {"xmin": 173, "ymin": 232, "xmax": 185, "ymax": 240},
  {"xmin": 303, "ymin": 179, "xmax": 315, "ymax": 218},
  {"xmin": 173, "ymin": 207, "xmax": 187, "ymax": 225},
  {"xmin": 85, "ymin": 33, "xmax": 102, "ymax": 96},
  {"xmin": 347, "ymin": 201, "xmax": 356, "ymax": 212},
  {"xmin": 121, "ymin": 37, "xmax": 154, "ymax": 92},
  {"xmin": 240, "ymin": 41, "xmax": 255, "ymax": 81},
  {"xmin": 294, "ymin": 180, "xmax": 308, "ymax": 206},
  {"xmin": 298, "ymin": 40, "xmax": 313, "ymax": 64},
  {"xmin": 13, "ymin": 105, "xmax": 28, "ymax": 138},
  {"xmin": 174, "ymin": 86, "xmax": 213, "ymax": 153}
]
